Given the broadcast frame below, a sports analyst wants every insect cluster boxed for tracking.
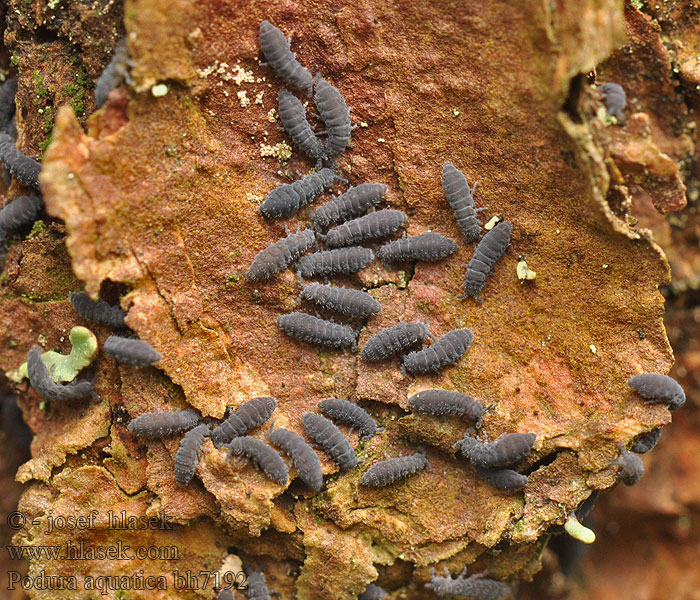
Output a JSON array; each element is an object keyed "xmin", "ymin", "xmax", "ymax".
[
  {"xmin": 457, "ymin": 432, "xmax": 537, "ymax": 490},
  {"xmin": 24, "ymin": 294, "xmax": 162, "ymax": 406},
  {"xmin": 0, "ymin": 77, "xmax": 44, "ymax": 252},
  {"xmin": 426, "ymin": 568, "xmax": 511, "ymax": 600},
  {"xmin": 1, "ymin": 18, "xmax": 677, "ymax": 600},
  {"xmin": 250, "ymin": 20, "xmax": 478, "ymax": 384},
  {"xmin": 236, "ymin": 23, "xmax": 680, "ymax": 597}
]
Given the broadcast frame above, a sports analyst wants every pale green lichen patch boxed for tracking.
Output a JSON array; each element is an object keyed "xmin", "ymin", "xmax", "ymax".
[
  {"xmin": 564, "ymin": 514, "xmax": 596, "ymax": 543},
  {"xmin": 151, "ymin": 83, "xmax": 168, "ymax": 97},
  {"xmin": 28, "ymin": 220, "xmax": 47, "ymax": 237},
  {"xmin": 597, "ymin": 105, "xmax": 619, "ymax": 126},
  {"xmin": 8, "ymin": 326, "xmax": 98, "ymax": 383}
]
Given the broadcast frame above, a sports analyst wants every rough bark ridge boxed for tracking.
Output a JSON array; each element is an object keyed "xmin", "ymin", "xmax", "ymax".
[
  {"xmin": 0, "ymin": 0, "xmax": 692, "ymax": 599},
  {"xmin": 521, "ymin": 1, "xmax": 700, "ymax": 598}
]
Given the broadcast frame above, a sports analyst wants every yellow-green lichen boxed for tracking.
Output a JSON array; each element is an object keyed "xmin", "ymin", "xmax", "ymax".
[
  {"xmin": 151, "ymin": 84, "xmax": 169, "ymax": 97},
  {"xmin": 7, "ymin": 326, "xmax": 98, "ymax": 383},
  {"xmin": 564, "ymin": 514, "xmax": 596, "ymax": 544},
  {"xmin": 28, "ymin": 220, "xmax": 48, "ymax": 237}
]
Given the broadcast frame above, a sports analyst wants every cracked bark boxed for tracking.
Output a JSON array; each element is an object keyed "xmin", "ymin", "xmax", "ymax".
[{"xmin": 1, "ymin": 0, "xmax": 695, "ymax": 599}]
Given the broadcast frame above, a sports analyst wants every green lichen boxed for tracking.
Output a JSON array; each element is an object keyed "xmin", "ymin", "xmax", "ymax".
[
  {"xmin": 42, "ymin": 105, "xmax": 54, "ymax": 134},
  {"xmin": 64, "ymin": 67, "xmax": 88, "ymax": 118},
  {"xmin": 151, "ymin": 84, "xmax": 169, "ymax": 97},
  {"xmin": 39, "ymin": 133, "xmax": 53, "ymax": 154},
  {"xmin": 33, "ymin": 70, "xmax": 49, "ymax": 98},
  {"xmin": 596, "ymin": 106, "xmax": 619, "ymax": 126},
  {"xmin": 28, "ymin": 220, "xmax": 48, "ymax": 237},
  {"xmin": 564, "ymin": 514, "xmax": 596, "ymax": 544},
  {"xmin": 30, "ymin": 71, "xmax": 56, "ymax": 153},
  {"xmin": 7, "ymin": 326, "xmax": 98, "ymax": 383}
]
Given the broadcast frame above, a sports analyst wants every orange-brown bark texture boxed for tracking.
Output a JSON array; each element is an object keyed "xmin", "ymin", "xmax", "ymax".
[
  {"xmin": 0, "ymin": 0, "xmax": 695, "ymax": 599},
  {"xmin": 518, "ymin": 2, "xmax": 700, "ymax": 600}
]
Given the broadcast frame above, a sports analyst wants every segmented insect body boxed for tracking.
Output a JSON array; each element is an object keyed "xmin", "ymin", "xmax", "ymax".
[
  {"xmin": 0, "ymin": 78, "xmax": 17, "ymax": 131},
  {"xmin": 313, "ymin": 183, "xmax": 387, "ymax": 229},
  {"xmin": 359, "ymin": 583, "xmax": 387, "ymax": 600},
  {"xmin": 268, "ymin": 424, "xmax": 323, "ymax": 491},
  {"xmin": 298, "ymin": 283, "xmax": 381, "ymax": 317},
  {"xmin": 0, "ymin": 132, "xmax": 41, "ymax": 189},
  {"xmin": 402, "ymin": 328, "xmax": 473, "ymax": 375},
  {"xmin": 95, "ymin": 38, "xmax": 133, "ymax": 107},
  {"xmin": 459, "ymin": 432, "xmax": 537, "ymax": 468},
  {"xmin": 4, "ymin": 119, "xmax": 16, "ymax": 140},
  {"xmin": 615, "ymin": 449, "xmax": 643, "ymax": 486},
  {"xmin": 277, "ymin": 89, "xmax": 326, "ymax": 162},
  {"xmin": 227, "ymin": 437, "xmax": 289, "ymax": 485},
  {"xmin": 325, "ymin": 209, "xmax": 407, "ymax": 248},
  {"xmin": 259, "ymin": 168, "xmax": 336, "ymax": 219},
  {"xmin": 627, "ymin": 373, "xmax": 685, "ymax": 410},
  {"xmin": 426, "ymin": 569, "xmax": 511, "ymax": 600},
  {"xmin": 0, "ymin": 195, "xmax": 43, "ymax": 239},
  {"xmin": 378, "ymin": 232, "xmax": 457, "ymax": 263},
  {"xmin": 460, "ymin": 221, "xmax": 512, "ymax": 301},
  {"xmin": 575, "ymin": 489, "xmax": 600, "ymax": 522},
  {"xmin": 278, "ymin": 312, "xmax": 356, "ymax": 350},
  {"xmin": 361, "ymin": 322, "xmax": 432, "ymax": 362},
  {"xmin": 472, "ymin": 463, "xmax": 528, "ymax": 490},
  {"xmin": 630, "ymin": 427, "xmax": 662, "ymax": 454},
  {"xmin": 127, "ymin": 409, "xmax": 201, "ymax": 439},
  {"xmin": 174, "ymin": 423, "xmax": 210, "ymax": 485},
  {"xmin": 210, "ymin": 396, "xmax": 278, "ymax": 447},
  {"xmin": 26, "ymin": 346, "xmax": 94, "ymax": 402},
  {"xmin": 247, "ymin": 227, "xmax": 315, "ymax": 282},
  {"xmin": 408, "ymin": 389, "xmax": 484, "ymax": 421},
  {"xmin": 104, "ymin": 336, "xmax": 162, "ymax": 366},
  {"xmin": 1, "ymin": 121, "xmax": 15, "ymax": 186},
  {"xmin": 296, "ymin": 246, "xmax": 374, "ymax": 278},
  {"xmin": 70, "ymin": 292, "xmax": 127, "ymax": 328},
  {"xmin": 318, "ymin": 398, "xmax": 378, "ymax": 439},
  {"xmin": 599, "ymin": 82, "xmax": 626, "ymax": 120},
  {"xmin": 361, "ymin": 452, "xmax": 429, "ymax": 486},
  {"xmin": 442, "ymin": 162, "xmax": 482, "ymax": 243},
  {"xmin": 302, "ymin": 413, "xmax": 359, "ymax": 470},
  {"xmin": 258, "ymin": 20, "xmax": 313, "ymax": 95},
  {"xmin": 243, "ymin": 569, "xmax": 272, "ymax": 600},
  {"xmin": 314, "ymin": 79, "xmax": 351, "ymax": 158}
]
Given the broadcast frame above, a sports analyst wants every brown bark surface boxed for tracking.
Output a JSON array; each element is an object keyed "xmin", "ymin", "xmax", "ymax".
[
  {"xmin": 520, "ymin": 2, "xmax": 700, "ymax": 600},
  {"xmin": 0, "ymin": 0, "xmax": 695, "ymax": 599}
]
